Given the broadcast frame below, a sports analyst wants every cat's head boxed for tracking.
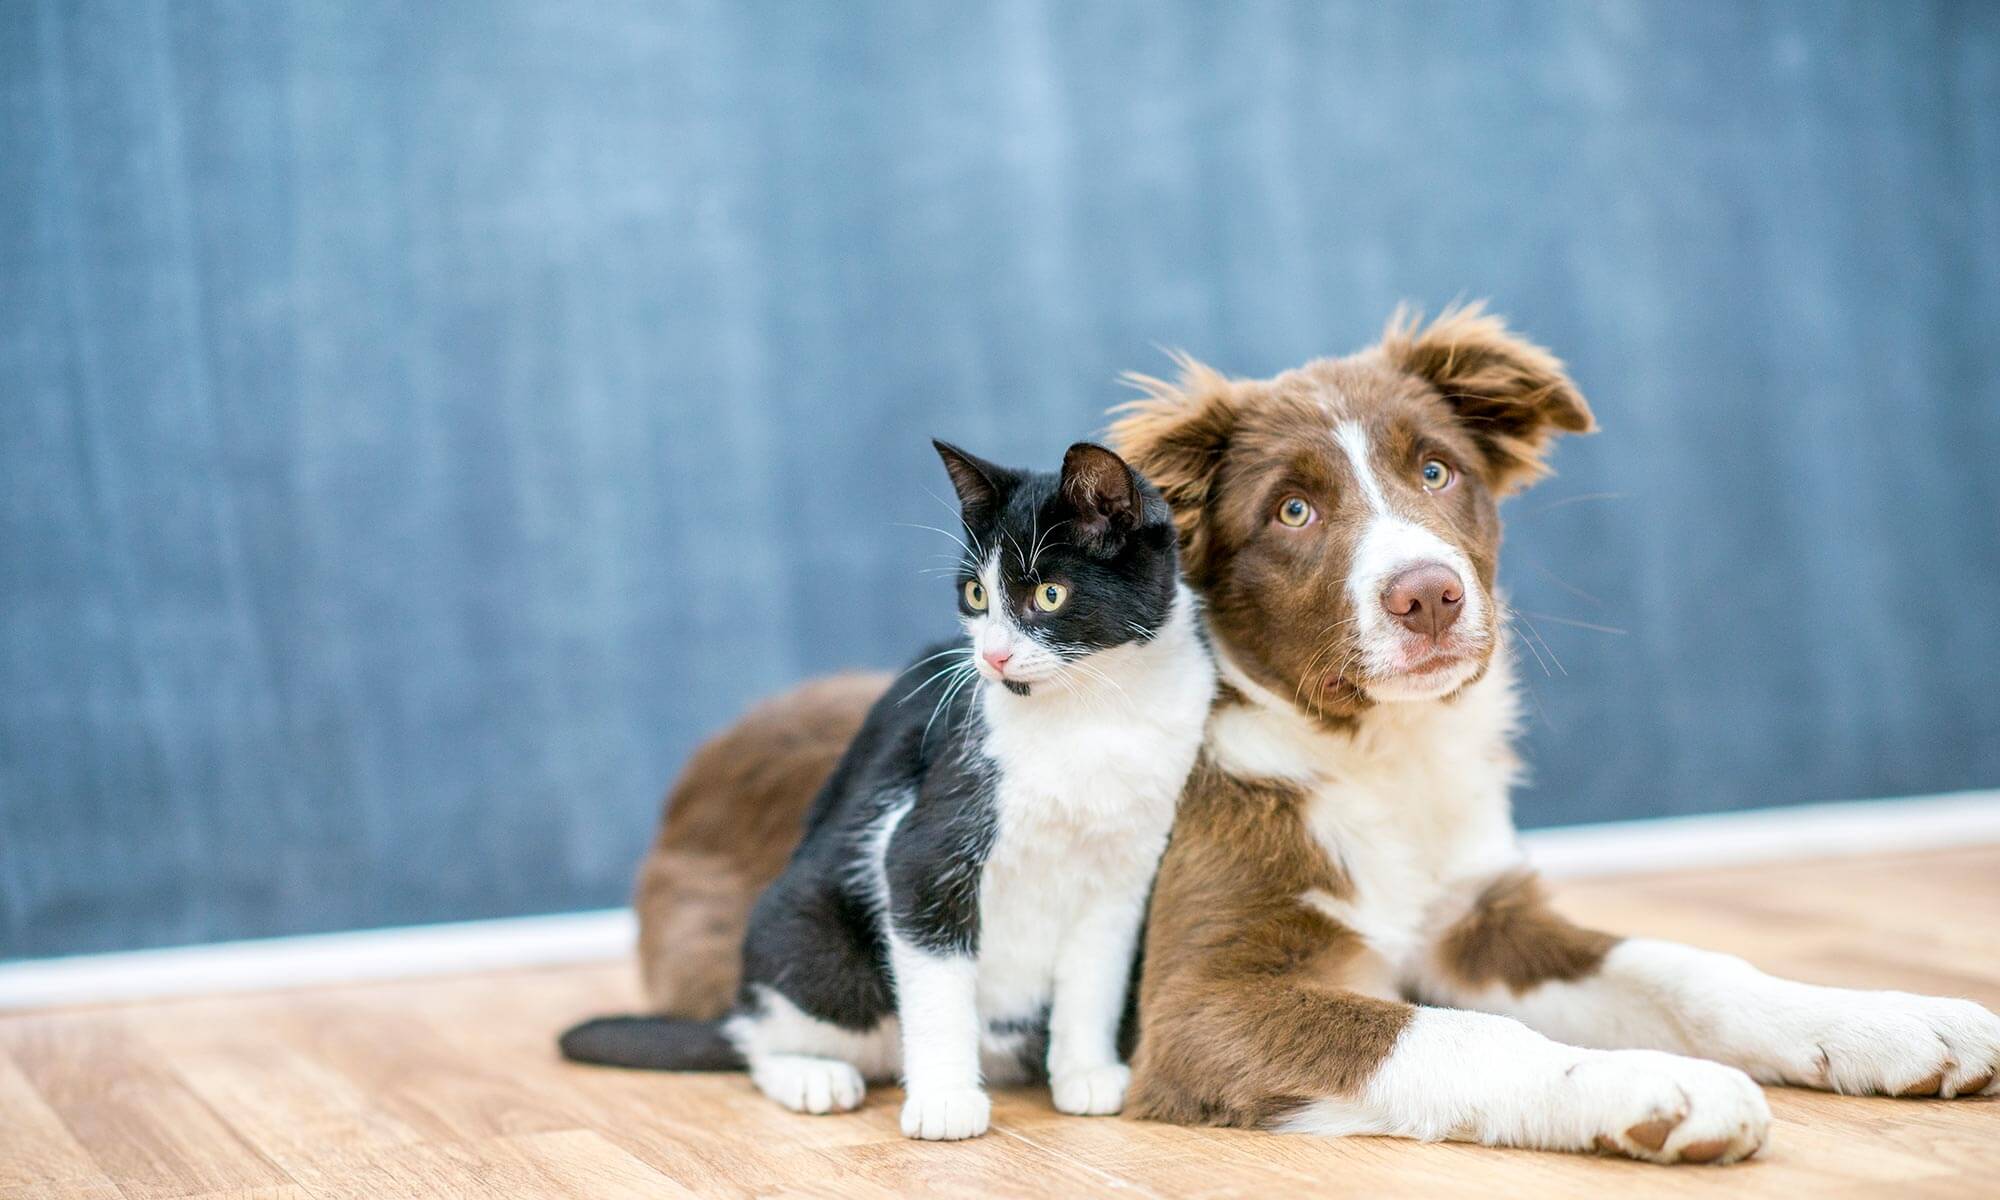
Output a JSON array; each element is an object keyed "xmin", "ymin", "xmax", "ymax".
[{"xmin": 934, "ymin": 440, "xmax": 1181, "ymax": 696}]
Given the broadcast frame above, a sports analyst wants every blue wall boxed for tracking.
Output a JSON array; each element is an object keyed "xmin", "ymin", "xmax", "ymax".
[{"xmin": 5, "ymin": 1, "xmax": 1998, "ymax": 959}]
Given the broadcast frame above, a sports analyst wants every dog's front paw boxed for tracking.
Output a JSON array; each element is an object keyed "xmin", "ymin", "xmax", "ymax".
[
  {"xmin": 1570, "ymin": 1051, "xmax": 1770, "ymax": 1165},
  {"xmin": 1051, "ymin": 1063, "xmax": 1130, "ymax": 1116},
  {"xmin": 1764, "ymin": 991, "xmax": 2000, "ymax": 1098},
  {"xmin": 900, "ymin": 1086, "xmax": 991, "ymax": 1140}
]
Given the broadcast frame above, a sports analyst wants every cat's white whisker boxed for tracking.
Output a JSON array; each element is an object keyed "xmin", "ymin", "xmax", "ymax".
[
  {"xmin": 922, "ymin": 664, "xmax": 980, "ymax": 747},
  {"xmin": 921, "ymin": 484, "xmax": 988, "ymax": 561},
  {"xmin": 1028, "ymin": 519, "xmax": 1071, "ymax": 576},
  {"xmin": 893, "ymin": 522, "xmax": 978, "ymax": 562},
  {"xmin": 901, "ymin": 657, "xmax": 976, "ymax": 706}
]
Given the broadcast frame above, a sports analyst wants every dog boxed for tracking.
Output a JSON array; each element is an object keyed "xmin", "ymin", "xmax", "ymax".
[{"xmin": 623, "ymin": 306, "xmax": 2000, "ymax": 1163}]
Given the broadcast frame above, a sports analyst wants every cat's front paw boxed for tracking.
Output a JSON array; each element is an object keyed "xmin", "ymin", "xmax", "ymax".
[
  {"xmin": 749, "ymin": 1055, "xmax": 867, "ymax": 1115},
  {"xmin": 1051, "ymin": 1063, "xmax": 1130, "ymax": 1116},
  {"xmin": 900, "ymin": 1087, "xmax": 991, "ymax": 1140},
  {"xmin": 1759, "ymin": 991, "xmax": 2000, "ymax": 1098}
]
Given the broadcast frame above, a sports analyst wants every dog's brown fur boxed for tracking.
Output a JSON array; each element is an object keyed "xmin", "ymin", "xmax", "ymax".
[
  {"xmin": 635, "ymin": 672, "xmax": 886, "ymax": 1017},
  {"xmin": 1436, "ymin": 870, "xmax": 1618, "ymax": 994},
  {"xmin": 1124, "ymin": 757, "xmax": 1412, "ymax": 1127}
]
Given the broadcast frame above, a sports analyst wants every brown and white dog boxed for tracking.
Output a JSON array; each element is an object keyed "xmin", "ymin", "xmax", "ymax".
[{"xmin": 628, "ymin": 307, "xmax": 2000, "ymax": 1164}]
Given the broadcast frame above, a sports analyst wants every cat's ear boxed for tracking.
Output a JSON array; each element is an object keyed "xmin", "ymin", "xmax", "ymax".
[
  {"xmin": 933, "ymin": 439, "xmax": 1017, "ymax": 527},
  {"xmin": 1058, "ymin": 442, "xmax": 1145, "ymax": 555}
]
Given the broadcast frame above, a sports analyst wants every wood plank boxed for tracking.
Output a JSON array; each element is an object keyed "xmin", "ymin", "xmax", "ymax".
[
  {"xmin": 0, "ymin": 1183, "xmax": 125, "ymax": 1200},
  {"xmin": 234, "ymin": 993, "xmax": 593, "ymax": 1145},
  {"xmin": 0, "ymin": 1054, "xmax": 115, "ymax": 1195},
  {"xmin": 450, "ymin": 1131, "xmax": 703, "ymax": 1199},
  {"xmin": 0, "ymin": 1013, "xmax": 295, "ymax": 1200},
  {"xmin": 127, "ymin": 999, "xmax": 428, "ymax": 1172}
]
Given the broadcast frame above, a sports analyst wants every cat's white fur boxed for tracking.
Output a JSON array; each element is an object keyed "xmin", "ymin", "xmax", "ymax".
[{"xmin": 733, "ymin": 583, "xmax": 1215, "ymax": 1140}]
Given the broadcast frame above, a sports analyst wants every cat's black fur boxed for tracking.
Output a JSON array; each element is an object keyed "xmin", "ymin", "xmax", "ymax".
[{"xmin": 560, "ymin": 441, "xmax": 1186, "ymax": 1075}]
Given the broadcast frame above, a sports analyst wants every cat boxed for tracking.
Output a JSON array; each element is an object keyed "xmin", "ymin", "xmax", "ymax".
[{"xmin": 560, "ymin": 439, "xmax": 1216, "ymax": 1140}]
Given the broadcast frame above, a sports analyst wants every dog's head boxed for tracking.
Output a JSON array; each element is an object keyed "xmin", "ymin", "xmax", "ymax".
[{"xmin": 1111, "ymin": 304, "xmax": 1593, "ymax": 726}]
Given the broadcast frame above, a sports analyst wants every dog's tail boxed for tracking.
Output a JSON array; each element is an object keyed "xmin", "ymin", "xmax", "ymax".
[{"xmin": 557, "ymin": 1014, "xmax": 745, "ymax": 1071}]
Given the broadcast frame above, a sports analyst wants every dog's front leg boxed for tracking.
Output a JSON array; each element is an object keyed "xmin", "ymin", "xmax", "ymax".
[
  {"xmin": 1422, "ymin": 870, "xmax": 2000, "ymax": 1098},
  {"xmin": 1276, "ymin": 1003, "xmax": 1771, "ymax": 1163},
  {"xmin": 1132, "ymin": 978, "xmax": 1769, "ymax": 1163}
]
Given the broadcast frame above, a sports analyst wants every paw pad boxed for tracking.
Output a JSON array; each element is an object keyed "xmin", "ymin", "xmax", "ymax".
[{"xmin": 1623, "ymin": 1116, "xmax": 1680, "ymax": 1152}]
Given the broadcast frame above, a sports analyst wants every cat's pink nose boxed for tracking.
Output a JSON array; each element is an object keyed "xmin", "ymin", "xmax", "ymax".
[{"xmin": 981, "ymin": 648, "xmax": 1013, "ymax": 673}]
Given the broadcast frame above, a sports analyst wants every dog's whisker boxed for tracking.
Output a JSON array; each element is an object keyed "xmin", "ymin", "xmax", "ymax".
[
  {"xmin": 1515, "ymin": 609, "xmax": 1627, "ymax": 636},
  {"xmin": 1514, "ymin": 613, "xmax": 1566, "ymax": 677},
  {"xmin": 1522, "ymin": 560, "xmax": 1605, "ymax": 608},
  {"xmin": 1518, "ymin": 490, "xmax": 1629, "ymax": 519},
  {"xmin": 1508, "ymin": 617, "xmax": 1553, "ymax": 678}
]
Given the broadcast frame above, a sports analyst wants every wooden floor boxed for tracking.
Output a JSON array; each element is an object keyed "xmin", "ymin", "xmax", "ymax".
[{"xmin": 5, "ymin": 847, "xmax": 1999, "ymax": 1199}]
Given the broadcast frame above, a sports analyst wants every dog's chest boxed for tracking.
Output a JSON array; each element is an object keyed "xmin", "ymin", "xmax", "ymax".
[
  {"xmin": 1298, "ymin": 751, "xmax": 1519, "ymax": 986},
  {"xmin": 1210, "ymin": 669, "xmax": 1526, "ymax": 991}
]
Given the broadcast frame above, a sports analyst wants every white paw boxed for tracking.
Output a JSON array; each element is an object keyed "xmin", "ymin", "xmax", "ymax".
[
  {"xmin": 750, "ymin": 1055, "xmax": 867, "ymax": 1115},
  {"xmin": 1568, "ymin": 1051, "xmax": 1770, "ymax": 1165},
  {"xmin": 1050, "ymin": 1063, "xmax": 1130, "ymax": 1116},
  {"xmin": 900, "ymin": 1086, "xmax": 991, "ymax": 1140},
  {"xmin": 1755, "ymin": 991, "xmax": 2000, "ymax": 1098}
]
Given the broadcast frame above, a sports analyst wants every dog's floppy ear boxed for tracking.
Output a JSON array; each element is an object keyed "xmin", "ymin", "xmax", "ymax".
[
  {"xmin": 1109, "ymin": 353, "xmax": 1236, "ymax": 585},
  {"xmin": 1379, "ymin": 303, "xmax": 1595, "ymax": 495}
]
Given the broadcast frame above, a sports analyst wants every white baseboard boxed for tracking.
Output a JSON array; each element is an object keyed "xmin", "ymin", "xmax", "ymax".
[
  {"xmin": 1520, "ymin": 789, "xmax": 2000, "ymax": 878},
  {"xmin": 3, "ymin": 789, "xmax": 1996, "ymax": 1012},
  {"xmin": 0, "ymin": 909, "xmax": 638, "ymax": 1013}
]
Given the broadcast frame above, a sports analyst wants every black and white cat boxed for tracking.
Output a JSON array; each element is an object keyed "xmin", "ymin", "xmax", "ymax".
[{"xmin": 561, "ymin": 440, "xmax": 1215, "ymax": 1140}]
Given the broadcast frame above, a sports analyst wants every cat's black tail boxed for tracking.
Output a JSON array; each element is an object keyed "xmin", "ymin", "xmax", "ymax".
[{"xmin": 557, "ymin": 1014, "xmax": 745, "ymax": 1071}]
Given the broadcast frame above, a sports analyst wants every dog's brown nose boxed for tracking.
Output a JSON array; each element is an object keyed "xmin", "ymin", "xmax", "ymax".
[{"xmin": 1382, "ymin": 563, "xmax": 1465, "ymax": 640}]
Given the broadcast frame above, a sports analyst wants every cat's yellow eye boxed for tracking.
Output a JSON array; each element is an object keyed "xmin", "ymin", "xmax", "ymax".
[
  {"xmin": 1420, "ymin": 459, "xmax": 1455, "ymax": 492},
  {"xmin": 1034, "ymin": 582, "xmax": 1069, "ymax": 613},
  {"xmin": 963, "ymin": 580, "xmax": 988, "ymax": 611},
  {"xmin": 1276, "ymin": 496, "xmax": 1315, "ymax": 527}
]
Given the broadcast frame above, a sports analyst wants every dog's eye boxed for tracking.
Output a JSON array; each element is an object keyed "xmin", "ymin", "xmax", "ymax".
[
  {"xmin": 1420, "ymin": 459, "xmax": 1455, "ymax": 492},
  {"xmin": 1034, "ymin": 582, "xmax": 1069, "ymax": 613},
  {"xmin": 1276, "ymin": 496, "xmax": 1315, "ymax": 527},
  {"xmin": 963, "ymin": 580, "xmax": 988, "ymax": 611}
]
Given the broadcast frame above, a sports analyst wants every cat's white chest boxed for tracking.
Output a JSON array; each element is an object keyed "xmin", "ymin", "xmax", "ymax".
[
  {"xmin": 967, "ymin": 616, "xmax": 1213, "ymax": 1022},
  {"xmin": 972, "ymin": 807, "xmax": 1165, "ymax": 1023},
  {"xmin": 970, "ymin": 710, "xmax": 1199, "ymax": 1022}
]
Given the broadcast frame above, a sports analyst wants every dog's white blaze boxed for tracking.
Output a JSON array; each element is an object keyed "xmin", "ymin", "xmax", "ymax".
[
  {"xmin": 1333, "ymin": 421, "xmax": 1391, "ymax": 515},
  {"xmin": 1331, "ymin": 422, "xmax": 1488, "ymax": 698}
]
